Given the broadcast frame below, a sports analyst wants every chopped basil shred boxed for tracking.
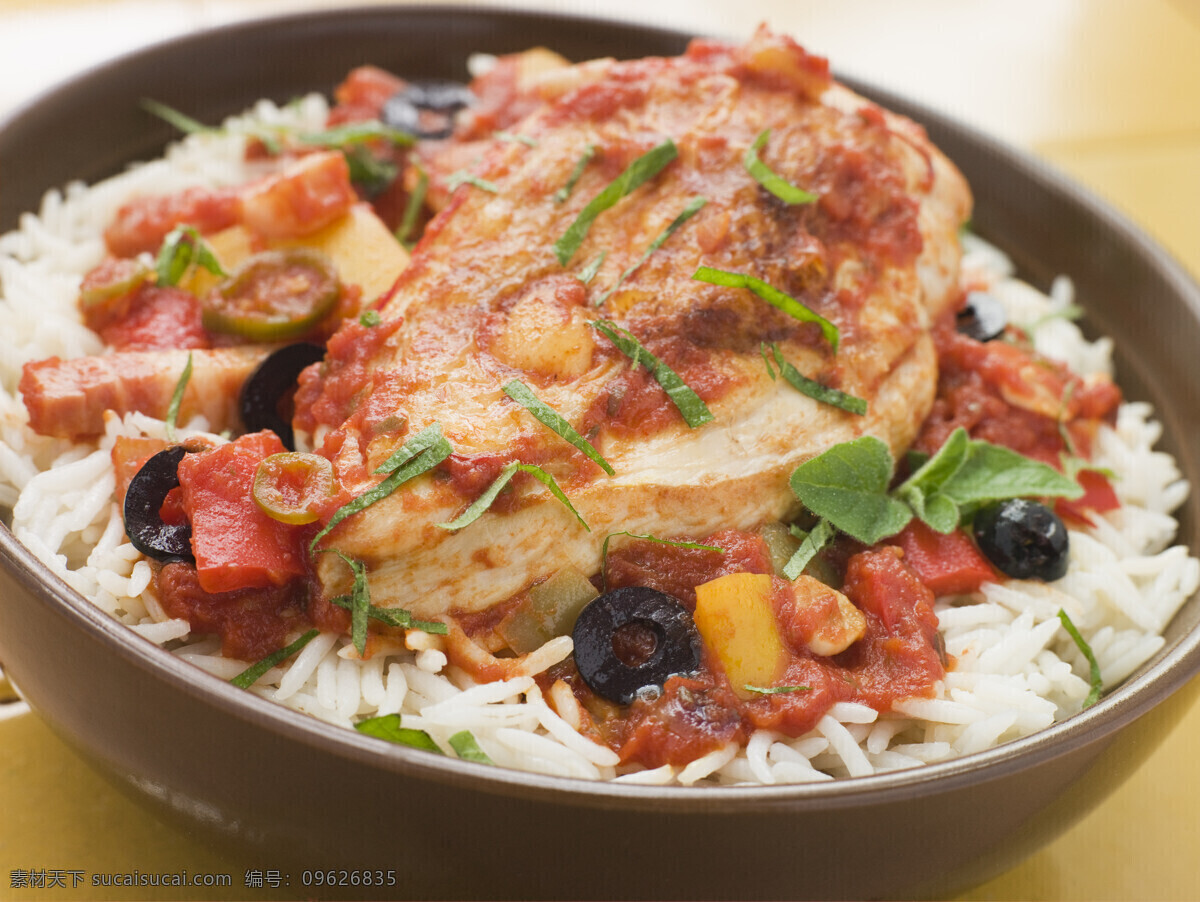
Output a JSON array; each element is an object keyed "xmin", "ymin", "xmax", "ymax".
[
  {"xmin": 592, "ymin": 320, "xmax": 714, "ymax": 428},
  {"xmin": 554, "ymin": 139, "xmax": 678, "ymax": 265},
  {"xmin": 324, "ymin": 550, "xmax": 371, "ymax": 656},
  {"xmin": 328, "ymin": 595, "xmax": 447, "ymax": 635},
  {"xmin": 578, "ymin": 251, "xmax": 607, "ymax": 284},
  {"xmin": 396, "ymin": 163, "xmax": 429, "ymax": 249},
  {"xmin": 359, "ymin": 309, "xmax": 382, "ymax": 327},
  {"xmin": 744, "ymin": 684, "xmax": 812, "ymax": 695},
  {"xmin": 502, "ymin": 379, "xmax": 614, "ymax": 475},
  {"xmin": 600, "ymin": 531, "xmax": 723, "ymax": 591},
  {"xmin": 1058, "ymin": 609, "xmax": 1103, "ymax": 707},
  {"xmin": 355, "ymin": 714, "xmax": 442, "ymax": 752},
  {"xmin": 448, "ymin": 730, "xmax": 494, "ymax": 764},
  {"xmin": 341, "ymin": 145, "xmax": 398, "ymax": 197},
  {"xmin": 142, "ymin": 98, "xmax": 282, "ymax": 154},
  {"xmin": 762, "ymin": 342, "xmax": 866, "ymax": 415},
  {"xmin": 155, "ymin": 225, "xmax": 226, "ymax": 287},
  {"xmin": 594, "ymin": 196, "xmax": 707, "ymax": 306},
  {"xmin": 164, "ymin": 352, "xmax": 193, "ymax": 443},
  {"xmin": 230, "ymin": 628, "xmax": 319, "ymax": 689},
  {"xmin": 310, "ymin": 422, "xmax": 453, "ymax": 550},
  {"xmin": 743, "ymin": 129, "xmax": 818, "ymax": 204},
  {"xmin": 298, "ymin": 119, "xmax": 415, "ymax": 148},
  {"xmin": 495, "ymin": 130, "xmax": 538, "ymax": 147},
  {"xmin": 436, "ymin": 461, "xmax": 589, "ymax": 533},
  {"xmin": 141, "ymin": 98, "xmax": 216, "ymax": 136},
  {"xmin": 782, "ymin": 518, "xmax": 835, "ymax": 580},
  {"xmin": 554, "ymin": 142, "xmax": 597, "ymax": 204},
  {"xmin": 693, "ymin": 266, "xmax": 838, "ymax": 351},
  {"xmin": 446, "ymin": 170, "xmax": 500, "ymax": 193}
]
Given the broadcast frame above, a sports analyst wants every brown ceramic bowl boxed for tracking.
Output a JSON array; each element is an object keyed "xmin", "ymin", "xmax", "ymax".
[{"xmin": 2, "ymin": 7, "xmax": 1199, "ymax": 900}]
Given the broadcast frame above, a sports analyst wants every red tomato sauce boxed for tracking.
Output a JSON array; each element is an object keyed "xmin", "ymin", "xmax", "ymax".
[{"xmin": 551, "ymin": 537, "xmax": 946, "ymax": 768}]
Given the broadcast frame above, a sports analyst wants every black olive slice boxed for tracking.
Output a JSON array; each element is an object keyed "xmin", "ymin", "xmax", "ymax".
[
  {"xmin": 956, "ymin": 290, "xmax": 1008, "ymax": 342},
  {"xmin": 239, "ymin": 342, "xmax": 325, "ymax": 451},
  {"xmin": 123, "ymin": 446, "xmax": 194, "ymax": 564},
  {"xmin": 973, "ymin": 498, "xmax": 1069, "ymax": 581},
  {"xmin": 381, "ymin": 80, "xmax": 475, "ymax": 140},
  {"xmin": 572, "ymin": 587, "xmax": 702, "ymax": 705}
]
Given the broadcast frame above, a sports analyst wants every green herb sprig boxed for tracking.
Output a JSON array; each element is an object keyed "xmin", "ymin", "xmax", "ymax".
[{"xmin": 789, "ymin": 428, "xmax": 1085, "ymax": 546}]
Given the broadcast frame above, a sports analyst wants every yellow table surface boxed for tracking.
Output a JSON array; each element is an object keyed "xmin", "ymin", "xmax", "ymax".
[{"xmin": 2, "ymin": 1, "xmax": 1200, "ymax": 899}]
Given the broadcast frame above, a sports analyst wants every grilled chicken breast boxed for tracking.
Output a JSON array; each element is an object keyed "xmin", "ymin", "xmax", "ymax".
[{"xmin": 299, "ymin": 28, "xmax": 972, "ymax": 616}]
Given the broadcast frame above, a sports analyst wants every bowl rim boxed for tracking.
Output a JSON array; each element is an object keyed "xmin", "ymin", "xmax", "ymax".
[{"xmin": 3, "ymin": 2, "xmax": 1200, "ymax": 812}]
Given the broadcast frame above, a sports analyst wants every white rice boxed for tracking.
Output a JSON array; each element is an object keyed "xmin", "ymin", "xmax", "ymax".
[{"xmin": 1, "ymin": 101, "xmax": 1196, "ymax": 786}]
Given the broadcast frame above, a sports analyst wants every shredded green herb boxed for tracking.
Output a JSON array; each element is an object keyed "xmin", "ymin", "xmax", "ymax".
[
  {"xmin": 396, "ymin": 164, "xmax": 429, "ymax": 250},
  {"xmin": 155, "ymin": 225, "xmax": 225, "ymax": 287},
  {"xmin": 448, "ymin": 730, "xmax": 494, "ymax": 764},
  {"xmin": 592, "ymin": 320, "xmax": 714, "ymax": 428},
  {"xmin": 595, "ymin": 196, "xmax": 707, "ymax": 306},
  {"xmin": 230, "ymin": 629, "xmax": 319, "ymax": 689},
  {"xmin": 436, "ymin": 460, "xmax": 589, "ymax": 533},
  {"xmin": 600, "ymin": 531, "xmax": 722, "ymax": 591},
  {"xmin": 782, "ymin": 518, "xmax": 835, "ymax": 580},
  {"xmin": 495, "ymin": 130, "xmax": 538, "ymax": 147},
  {"xmin": 503, "ymin": 380, "xmax": 614, "ymax": 475},
  {"xmin": 554, "ymin": 142, "xmax": 597, "ymax": 204},
  {"xmin": 310, "ymin": 423, "xmax": 453, "ymax": 550},
  {"xmin": 142, "ymin": 98, "xmax": 282, "ymax": 154},
  {"xmin": 328, "ymin": 595, "xmax": 448, "ymax": 635},
  {"xmin": 578, "ymin": 251, "xmax": 607, "ymax": 285},
  {"xmin": 1058, "ymin": 609, "xmax": 1104, "ymax": 708},
  {"xmin": 299, "ymin": 119, "xmax": 414, "ymax": 148},
  {"xmin": 355, "ymin": 714, "xmax": 443, "ymax": 752},
  {"xmin": 554, "ymin": 140, "xmax": 678, "ymax": 265},
  {"xmin": 693, "ymin": 266, "xmax": 838, "ymax": 351},
  {"xmin": 164, "ymin": 352, "xmax": 193, "ymax": 443},
  {"xmin": 359, "ymin": 309, "xmax": 382, "ymax": 327},
  {"xmin": 446, "ymin": 170, "xmax": 500, "ymax": 193},
  {"xmin": 744, "ymin": 684, "xmax": 812, "ymax": 695},
  {"xmin": 141, "ymin": 98, "xmax": 216, "ymax": 136},
  {"xmin": 762, "ymin": 343, "xmax": 866, "ymax": 416},
  {"xmin": 323, "ymin": 550, "xmax": 372, "ymax": 656},
  {"xmin": 743, "ymin": 129, "xmax": 817, "ymax": 205},
  {"xmin": 341, "ymin": 144, "xmax": 399, "ymax": 197}
]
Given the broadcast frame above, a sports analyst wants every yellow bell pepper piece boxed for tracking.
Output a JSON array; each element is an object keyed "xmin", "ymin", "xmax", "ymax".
[{"xmin": 694, "ymin": 572, "xmax": 789, "ymax": 699}]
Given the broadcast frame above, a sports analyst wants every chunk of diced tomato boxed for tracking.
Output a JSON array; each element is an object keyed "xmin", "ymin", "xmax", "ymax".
[
  {"xmin": 889, "ymin": 519, "xmax": 998, "ymax": 597},
  {"xmin": 177, "ymin": 431, "xmax": 309, "ymax": 593},
  {"xmin": 1056, "ymin": 468, "xmax": 1120, "ymax": 526}
]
